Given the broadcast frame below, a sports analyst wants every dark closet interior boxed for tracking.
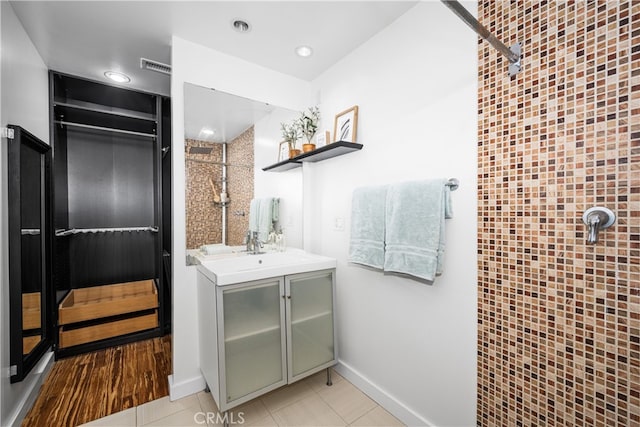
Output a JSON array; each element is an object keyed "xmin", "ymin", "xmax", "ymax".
[{"xmin": 50, "ymin": 72, "xmax": 171, "ymax": 357}]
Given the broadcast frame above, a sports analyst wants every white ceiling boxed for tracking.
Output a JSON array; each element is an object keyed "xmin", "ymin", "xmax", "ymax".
[
  {"xmin": 10, "ymin": 1, "xmax": 417, "ymax": 145},
  {"xmin": 10, "ymin": 1, "xmax": 418, "ymax": 96}
]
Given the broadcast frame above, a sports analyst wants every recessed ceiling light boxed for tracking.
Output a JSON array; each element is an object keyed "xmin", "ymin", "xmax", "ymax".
[
  {"xmin": 104, "ymin": 71, "xmax": 130, "ymax": 83},
  {"xmin": 201, "ymin": 128, "xmax": 215, "ymax": 136},
  {"xmin": 232, "ymin": 19, "xmax": 251, "ymax": 33},
  {"xmin": 295, "ymin": 45, "xmax": 313, "ymax": 58}
]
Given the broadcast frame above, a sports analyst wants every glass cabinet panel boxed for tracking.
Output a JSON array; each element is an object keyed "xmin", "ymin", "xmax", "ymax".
[
  {"xmin": 222, "ymin": 279, "xmax": 285, "ymax": 403},
  {"xmin": 287, "ymin": 270, "xmax": 335, "ymax": 378}
]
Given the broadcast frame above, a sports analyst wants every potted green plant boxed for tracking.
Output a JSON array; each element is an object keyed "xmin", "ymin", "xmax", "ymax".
[
  {"xmin": 280, "ymin": 121, "xmax": 301, "ymax": 158},
  {"xmin": 298, "ymin": 106, "xmax": 320, "ymax": 152}
]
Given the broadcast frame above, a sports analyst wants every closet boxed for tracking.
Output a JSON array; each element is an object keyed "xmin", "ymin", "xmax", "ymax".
[{"xmin": 50, "ymin": 72, "xmax": 171, "ymax": 357}]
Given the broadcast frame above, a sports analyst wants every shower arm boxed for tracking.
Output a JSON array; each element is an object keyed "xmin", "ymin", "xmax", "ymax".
[{"xmin": 441, "ymin": 0, "xmax": 522, "ymax": 76}]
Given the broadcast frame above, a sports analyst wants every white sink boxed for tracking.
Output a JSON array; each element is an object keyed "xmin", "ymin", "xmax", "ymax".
[{"xmin": 197, "ymin": 249, "xmax": 336, "ymax": 286}]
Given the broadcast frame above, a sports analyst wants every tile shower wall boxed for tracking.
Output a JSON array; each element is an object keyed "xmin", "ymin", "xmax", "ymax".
[
  {"xmin": 185, "ymin": 139, "xmax": 222, "ymax": 249},
  {"xmin": 185, "ymin": 128, "xmax": 254, "ymax": 249},
  {"xmin": 478, "ymin": 1, "xmax": 639, "ymax": 426},
  {"xmin": 227, "ymin": 126, "xmax": 254, "ymax": 245}
]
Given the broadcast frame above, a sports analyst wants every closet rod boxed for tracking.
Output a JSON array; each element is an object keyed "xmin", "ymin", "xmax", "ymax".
[
  {"xmin": 441, "ymin": 0, "xmax": 522, "ymax": 76},
  {"xmin": 55, "ymin": 226, "xmax": 159, "ymax": 236},
  {"xmin": 54, "ymin": 120, "xmax": 157, "ymax": 138}
]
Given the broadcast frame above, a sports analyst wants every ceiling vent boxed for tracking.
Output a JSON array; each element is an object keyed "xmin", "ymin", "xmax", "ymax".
[{"xmin": 140, "ymin": 58, "xmax": 171, "ymax": 75}]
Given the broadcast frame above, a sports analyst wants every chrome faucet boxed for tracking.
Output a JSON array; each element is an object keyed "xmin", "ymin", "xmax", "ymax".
[{"xmin": 246, "ymin": 231, "xmax": 263, "ymax": 254}]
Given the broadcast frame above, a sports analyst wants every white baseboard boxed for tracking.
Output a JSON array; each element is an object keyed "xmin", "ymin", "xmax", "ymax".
[
  {"xmin": 168, "ymin": 373, "xmax": 206, "ymax": 401},
  {"xmin": 335, "ymin": 360, "xmax": 435, "ymax": 427},
  {"xmin": 9, "ymin": 350, "xmax": 55, "ymax": 427}
]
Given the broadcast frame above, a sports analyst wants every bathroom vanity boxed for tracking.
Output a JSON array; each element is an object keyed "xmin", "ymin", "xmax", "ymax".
[{"xmin": 196, "ymin": 250, "xmax": 337, "ymax": 412}]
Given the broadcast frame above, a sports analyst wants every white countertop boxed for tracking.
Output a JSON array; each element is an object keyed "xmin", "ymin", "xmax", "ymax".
[{"xmin": 196, "ymin": 248, "xmax": 337, "ymax": 286}]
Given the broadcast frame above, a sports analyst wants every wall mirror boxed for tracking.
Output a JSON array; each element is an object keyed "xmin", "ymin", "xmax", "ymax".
[
  {"xmin": 183, "ymin": 83, "xmax": 303, "ymax": 263},
  {"xmin": 8, "ymin": 125, "xmax": 53, "ymax": 383}
]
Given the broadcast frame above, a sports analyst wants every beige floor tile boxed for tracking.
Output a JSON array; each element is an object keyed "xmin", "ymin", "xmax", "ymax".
[
  {"xmin": 349, "ymin": 406, "xmax": 404, "ymax": 427},
  {"xmin": 260, "ymin": 380, "xmax": 315, "ymax": 413},
  {"xmin": 233, "ymin": 399, "xmax": 271, "ymax": 426},
  {"xmin": 271, "ymin": 394, "xmax": 346, "ymax": 427},
  {"xmin": 317, "ymin": 377, "xmax": 378, "ymax": 424},
  {"xmin": 245, "ymin": 414, "xmax": 278, "ymax": 426},
  {"xmin": 197, "ymin": 390, "xmax": 220, "ymax": 414},
  {"xmin": 80, "ymin": 407, "xmax": 137, "ymax": 426},
  {"xmin": 304, "ymin": 368, "xmax": 344, "ymax": 393},
  {"xmin": 144, "ymin": 408, "xmax": 202, "ymax": 426},
  {"xmin": 137, "ymin": 394, "xmax": 201, "ymax": 425}
]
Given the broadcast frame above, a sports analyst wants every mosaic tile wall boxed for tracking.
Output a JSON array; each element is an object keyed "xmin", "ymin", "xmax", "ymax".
[
  {"xmin": 185, "ymin": 129, "xmax": 254, "ymax": 249},
  {"xmin": 185, "ymin": 139, "xmax": 222, "ymax": 249},
  {"xmin": 477, "ymin": 1, "xmax": 639, "ymax": 426},
  {"xmin": 226, "ymin": 127, "xmax": 254, "ymax": 245}
]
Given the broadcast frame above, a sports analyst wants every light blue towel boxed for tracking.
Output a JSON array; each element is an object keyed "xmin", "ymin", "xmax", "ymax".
[
  {"xmin": 271, "ymin": 198, "xmax": 280, "ymax": 222},
  {"xmin": 257, "ymin": 197, "xmax": 275, "ymax": 242},
  {"xmin": 348, "ymin": 185, "xmax": 389, "ymax": 269},
  {"xmin": 383, "ymin": 179, "xmax": 452, "ymax": 281}
]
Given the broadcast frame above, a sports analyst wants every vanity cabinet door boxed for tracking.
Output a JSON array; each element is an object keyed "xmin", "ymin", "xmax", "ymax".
[
  {"xmin": 219, "ymin": 278, "xmax": 287, "ymax": 407},
  {"xmin": 285, "ymin": 269, "xmax": 336, "ymax": 382}
]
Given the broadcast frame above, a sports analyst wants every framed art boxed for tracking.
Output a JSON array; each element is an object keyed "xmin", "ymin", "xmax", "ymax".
[
  {"xmin": 277, "ymin": 141, "xmax": 289, "ymax": 162},
  {"xmin": 333, "ymin": 105, "xmax": 359, "ymax": 143},
  {"xmin": 315, "ymin": 130, "xmax": 330, "ymax": 148}
]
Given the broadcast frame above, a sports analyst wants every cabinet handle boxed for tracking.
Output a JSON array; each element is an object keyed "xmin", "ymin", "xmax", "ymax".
[{"xmin": 287, "ymin": 295, "xmax": 291, "ymax": 299}]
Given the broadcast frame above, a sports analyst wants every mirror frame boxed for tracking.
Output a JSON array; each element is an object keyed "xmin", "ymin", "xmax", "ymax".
[{"xmin": 8, "ymin": 125, "xmax": 53, "ymax": 383}]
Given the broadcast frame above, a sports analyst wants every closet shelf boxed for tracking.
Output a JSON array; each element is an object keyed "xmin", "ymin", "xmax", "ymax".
[
  {"xmin": 55, "ymin": 226, "xmax": 158, "ymax": 236},
  {"xmin": 53, "ymin": 100, "xmax": 157, "ymax": 122},
  {"xmin": 262, "ymin": 141, "xmax": 363, "ymax": 172}
]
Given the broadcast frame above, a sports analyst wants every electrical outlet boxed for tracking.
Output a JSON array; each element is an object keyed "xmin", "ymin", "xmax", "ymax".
[{"xmin": 334, "ymin": 217, "xmax": 344, "ymax": 231}]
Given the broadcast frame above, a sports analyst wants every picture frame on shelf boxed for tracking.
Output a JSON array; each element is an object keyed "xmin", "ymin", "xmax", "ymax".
[
  {"xmin": 277, "ymin": 141, "xmax": 289, "ymax": 162},
  {"xmin": 333, "ymin": 105, "xmax": 359, "ymax": 143},
  {"xmin": 315, "ymin": 130, "xmax": 330, "ymax": 148}
]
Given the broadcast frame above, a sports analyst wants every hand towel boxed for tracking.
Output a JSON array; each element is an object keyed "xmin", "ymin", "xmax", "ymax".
[
  {"xmin": 383, "ymin": 179, "xmax": 451, "ymax": 281},
  {"xmin": 257, "ymin": 197, "xmax": 275, "ymax": 242},
  {"xmin": 271, "ymin": 197, "xmax": 280, "ymax": 223},
  {"xmin": 249, "ymin": 198, "xmax": 260, "ymax": 233},
  {"xmin": 348, "ymin": 185, "xmax": 389, "ymax": 269}
]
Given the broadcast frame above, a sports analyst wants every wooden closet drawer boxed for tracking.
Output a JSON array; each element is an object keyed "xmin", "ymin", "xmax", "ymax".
[
  {"xmin": 23, "ymin": 292, "xmax": 41, "ymax": 330},
  {"xmin": 58, "ymin": 280, "xmax": 158, "ymax": 325},
  {"xmin": 58, "ymin": 311, "xmax": 158, "ymax": 349}
]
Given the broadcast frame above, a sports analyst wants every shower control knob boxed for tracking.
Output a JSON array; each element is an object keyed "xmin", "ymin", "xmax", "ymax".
[{"xmin": 582, "ymin": 207, "xmax": 615, "ymax": 244}]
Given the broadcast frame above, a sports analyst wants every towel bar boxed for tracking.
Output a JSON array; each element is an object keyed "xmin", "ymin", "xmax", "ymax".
[{"xmin": 446, "ymin": 178, "xmax": 459, "ymax": 191}]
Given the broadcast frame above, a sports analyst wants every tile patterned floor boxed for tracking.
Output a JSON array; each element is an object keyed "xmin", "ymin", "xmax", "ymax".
[{"xmin": 81, "ymin": 369, "xmax": 404, "ymax": 426}]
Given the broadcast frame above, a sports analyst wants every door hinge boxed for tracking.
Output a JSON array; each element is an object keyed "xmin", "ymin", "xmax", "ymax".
[{"xmin": 1, "ymin": 127, "xmax": 15, "ymax": 139}]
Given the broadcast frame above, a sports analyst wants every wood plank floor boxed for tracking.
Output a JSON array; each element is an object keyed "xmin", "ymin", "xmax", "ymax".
[{"xmin": 22, "ymin": 336, "xmax": 171, "ymax": 427}]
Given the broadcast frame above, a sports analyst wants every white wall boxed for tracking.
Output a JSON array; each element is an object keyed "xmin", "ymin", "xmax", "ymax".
[
  {"xmin": 0, "ymin": 2, "xmax": 51, "ymax": 425},
  {"xmin": 170, "ymin": 36, "xmax": 312, "ymax": 398},
  {"xmin": 307, "ymin": 2, "xmax": 478, "ymax": 426}
]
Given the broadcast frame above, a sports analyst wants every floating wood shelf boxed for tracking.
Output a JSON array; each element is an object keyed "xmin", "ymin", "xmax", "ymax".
[
  {"xmin": 262, "ymin": 141, "xmax": 363, "ymax": 172},
  {"xmin": 58, "ymin": 280, "xmax": 159, "ymax": 348}
]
